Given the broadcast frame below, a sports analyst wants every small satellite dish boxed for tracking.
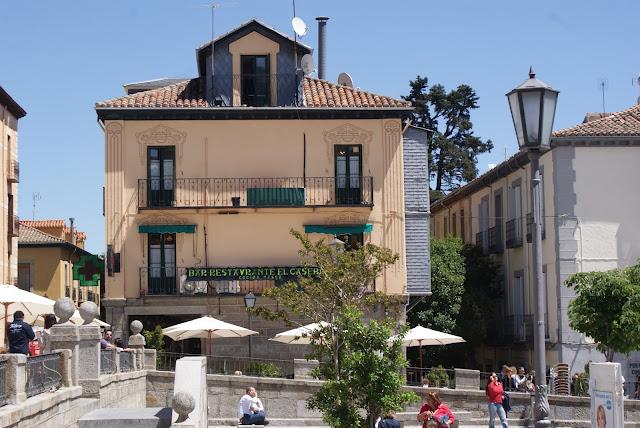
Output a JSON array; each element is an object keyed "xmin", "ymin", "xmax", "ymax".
[
  {"xmin": 338, "ymin": 72, "xmax": 354, "ymax": 88},
  {"xmin": 301, "ymin": 54, "xmax": 315, "ymax": 75},
  {"xmin": 292, "ymin": 17, "xmax": 308, "ymax": 37}
]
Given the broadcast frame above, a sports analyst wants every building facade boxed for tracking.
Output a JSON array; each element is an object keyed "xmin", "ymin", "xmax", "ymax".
[
  {"xmin": 18, "ymin": 219, "xmax": 100, "ymax": 307},
  {"xmin": 96, "ymin": 20, "xmax": 428, "ymax": 358},
  {"xmin": 430, "ymin": 103, "xmax": 640, "ymax": 376},
  {"xmin": 0, "ymin": 87, "xmax": 25, "ymax": 287}
]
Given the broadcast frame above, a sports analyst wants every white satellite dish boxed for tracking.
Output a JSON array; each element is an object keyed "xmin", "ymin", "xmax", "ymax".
[
  {"xmin": 338, "ymin": 72, "xmax": 354, "ymax": 88},
  {"xmin": 301, "ymin": 54, "xmax": 315, "ymax": 76},
  {"xmin": 292, "ymin": 17, "xmax": 308, "ymax": 37}
]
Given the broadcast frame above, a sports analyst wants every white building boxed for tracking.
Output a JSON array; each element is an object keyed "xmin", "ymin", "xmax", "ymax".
[{"xmin": 430, "ymin": 103, "xmax": 640, "ymax": 378}]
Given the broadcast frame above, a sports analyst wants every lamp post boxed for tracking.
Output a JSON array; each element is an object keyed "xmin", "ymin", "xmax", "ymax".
[
  {"xmin": 244, "ymin": 291, "xmax": 256, "ymax": 359},
  {"xmin": 506, "ymin": 67, "xmax": 559, "ymax": 428}
]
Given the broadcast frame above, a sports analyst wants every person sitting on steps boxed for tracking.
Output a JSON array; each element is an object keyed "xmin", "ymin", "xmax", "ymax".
[{"xmin": 237, "ymin": 386, "xmax": 269, "ymax": 426}]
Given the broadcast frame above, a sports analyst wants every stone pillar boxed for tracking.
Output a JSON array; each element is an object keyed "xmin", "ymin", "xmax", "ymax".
[
  {"xmin": 294, "ymin": 359, "xmax": 319, "ymax": 379},
  {"xmin": 3, "ymin": 354, "xmax": 27, "ymax": 404},
  {"xmin": 49, "ymin": 297, "xmax": 80, "ymax": 386},
  {"xmin": 128, "ymin": 320, "xmax": 146, "ymax": 371},
  {"xmin": 144, "ymin": 349, "xmax": 157, "ymax": 370},
  {"xmin": 77, "ymin": 301, "xmax": 102, "ymax": 397},
  {"xmin": 103, "ymin": 298, "xmax": 127, "ymax": 343},
  {"xmin": 454, "ymin": 368, "xmax": 480, "ymax": 390},
  {"xmin": 55, "ymin": 349, "xmax": 74, "ymax": 387}
]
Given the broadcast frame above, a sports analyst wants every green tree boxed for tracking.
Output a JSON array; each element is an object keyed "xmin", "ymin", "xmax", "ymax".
[
  {"xmin": 566, "ymin": 264, "xmax": 640, "ymax": 361},
  {"xmin": 143, "ymin": 325, "xmax": 165, "ymax": 368},
  {"xmin": 409, "ymin": 237, "xmax": 465, "ymax": 333},
  {"xmin": 307, "ymin": 306, "xmax": 418, "ymax": 428},
  {"xmin": 403, "ymin": 76, "xmax": 493, "ymax": 193}
]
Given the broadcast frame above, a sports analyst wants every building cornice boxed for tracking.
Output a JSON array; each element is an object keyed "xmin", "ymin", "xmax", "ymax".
[{"xmin": 0, "ymin": 86, "xmax": 27, "ymax": 119}]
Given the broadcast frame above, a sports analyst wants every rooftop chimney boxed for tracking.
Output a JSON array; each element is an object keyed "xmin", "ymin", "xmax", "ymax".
[
  {"xmin": 316, "ymin": 17, "xmax": 329, "ymax": 80},
  {"xmin": 69, "ymin": 217, "xmax": 75, "ymax": 245}
]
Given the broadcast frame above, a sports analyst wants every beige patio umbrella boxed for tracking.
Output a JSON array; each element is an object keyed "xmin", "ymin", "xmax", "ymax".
[
  {"xmin": 162, "ymin": 316, "xmax": 258, "ymax": 358},
  {"xmin": 391, "ymin": 325, "xmax": 465, "ymax": 369},
  {"xmin": 0, "ymin": 284, "xmax": 57, "ymax": 345},
  {"xmin": 269, "ymin": 322, "xmax": 330, "ymax": 345}
]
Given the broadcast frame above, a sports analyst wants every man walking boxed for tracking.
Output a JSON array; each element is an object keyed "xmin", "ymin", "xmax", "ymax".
[
  {"xmin": 8, "ymin": 310, "xmax": 35, "ymax": 355},
  {"xmin": 238, "ymin": 386, "xmax": 269, "ymax": 425}
]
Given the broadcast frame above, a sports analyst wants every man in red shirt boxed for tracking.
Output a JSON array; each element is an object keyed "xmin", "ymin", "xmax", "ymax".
[{"xmin": 486, "ymin": 372, "xmax": 509, "ymax": 428}]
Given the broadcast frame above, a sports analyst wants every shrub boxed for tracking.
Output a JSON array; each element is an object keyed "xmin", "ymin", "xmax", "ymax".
[
  {"xmin": 427, "ymin": 365, "xmax": 450, "ymax": 388},
  {"xmin": 247, "ymin": 362, "xmax": 283, "ymax": 378}
]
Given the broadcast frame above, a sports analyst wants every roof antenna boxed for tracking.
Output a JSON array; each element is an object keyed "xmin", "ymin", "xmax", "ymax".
[
  {"xmin": 205, "ymin": 2, "xmax": 222, "ymax": 102},
  {"xmin": 634, "ymin": 73, "xmax": 640, "ymax": 105},
  {"xmin": 290, "ymin": 0, "xmax": 308, "ymax": 106},
  {"xmin": 32, "ymin": 192, "xmax": 41, "ymax": 220},
  {"xmin": 597, "ymin": 77, "xmax": 609, "ymax": 114}
]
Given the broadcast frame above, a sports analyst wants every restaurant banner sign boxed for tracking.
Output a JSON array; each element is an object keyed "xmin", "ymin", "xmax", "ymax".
[{"xmin": 186, "ymin": 266, "xmax": 320, "ymax": 282}]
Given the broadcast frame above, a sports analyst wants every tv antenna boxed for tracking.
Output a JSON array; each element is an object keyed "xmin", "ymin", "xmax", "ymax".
[
  {"xmin": 338, "ymin": 72, "xmax": 354, "ymax": 88},
  {"xmin": 32, "ymin": 192, "xmax": 41, "ymax": 220},
  {"xmin": 634, "ymin": 73, "xmax": 640, "ymax": 104},
  {"xmin": 290, "ymin": 0, "xmax": 307, "ymax": 105},
  {"xmin": 597, "ymin": 77, "xmax": 609, "ymax": 114}
]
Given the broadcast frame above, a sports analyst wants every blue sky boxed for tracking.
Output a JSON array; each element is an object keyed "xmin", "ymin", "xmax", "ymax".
[{"xmin": 2, "ymin": 0, "xmax": 639, "ymax": 253}]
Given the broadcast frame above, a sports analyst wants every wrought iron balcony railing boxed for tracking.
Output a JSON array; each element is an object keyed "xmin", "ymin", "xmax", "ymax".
[
  {"xmin": 8, "ymin": 215, "xmax": 19, "ymax": 237},
  {"xmin": 526, "ymin": 212, "xmax": 546, "ymax": 242},
  {"xmin": 475, "ymin": 230, "xmax": 488, "ymax": 254},
  {"xmin": 138, "ymin": 176, "xmax": 374, "ymax": 209},
  {"xmin": 211, "ymin": 73, "xmax": 302, "ymax": 107},
  {"xmin": 488, "ymin": 224, "xmax": 503, "ymax": 253},
  {"xmin": 139, "ymin": 266, "xmax": 276, "ymax": 297},
  {"xmin": 7, "ymin": 160, "xmax": 18, "ymax": 183},
  {"xmin": 492, "ymin": 313, "xmax": 550, "ymax": 344},
  {"xmin": 505, "ymin": 218, "xmax": 523, "ymax": 248}
]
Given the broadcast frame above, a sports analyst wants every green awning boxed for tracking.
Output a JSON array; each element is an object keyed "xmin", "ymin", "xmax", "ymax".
[
  {"xmin": 304, "ymin": 224, "xmax": 373, "ymax": 234},
  {"xmin": 138, "ymin": 224, "xmax": 196, "ymax": 234}
]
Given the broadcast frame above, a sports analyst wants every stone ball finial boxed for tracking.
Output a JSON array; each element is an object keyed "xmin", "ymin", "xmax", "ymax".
[
  {"xmin": 130, "ymin": 320, "xmax": 143, "ymax": 335},
  {"xmin": 172, "ymin": 391, "xmax": 195, "ymax": 422},
  {"xmin": 54, "ymin": 297, "xmax": 76, "ymax": 324},
  {"xmin": 79, "ymin": 301, "xmax": 99, "ymax": 325}
]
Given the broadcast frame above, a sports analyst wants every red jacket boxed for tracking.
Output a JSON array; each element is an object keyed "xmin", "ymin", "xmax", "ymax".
[
  {"xmin": 486, "ymin": 381, "xmax": 504, "ymax": 404},
  {"xmin": 433, "ymin": 403, "xmax": 455, "ymax": 425}
]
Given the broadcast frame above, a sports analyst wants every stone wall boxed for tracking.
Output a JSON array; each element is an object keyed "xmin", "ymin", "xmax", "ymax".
[
  {"xmin": 146, "ymin": 370, "xmax": 640, "ymax": 423},
  {"xmin": 99, "ymin": 370, "xmax": 147, "ymax": 409}
]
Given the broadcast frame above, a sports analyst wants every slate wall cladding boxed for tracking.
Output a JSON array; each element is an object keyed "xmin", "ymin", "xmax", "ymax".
[{"xmin": 403, "ymin": 126, "xmax": 431, "ymax": 295}]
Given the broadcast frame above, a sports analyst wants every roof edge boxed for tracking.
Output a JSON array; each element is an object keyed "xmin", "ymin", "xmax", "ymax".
[{"xmin": 0, "ymin": 86, "xmax": 27, "ymax": 119}]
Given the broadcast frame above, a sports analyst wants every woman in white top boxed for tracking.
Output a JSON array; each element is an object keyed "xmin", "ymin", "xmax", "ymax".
[
  {"xmin": 512, "ymin": 367, "xmax": 527, "ymax": 391},
  {"xmin": 237, "ymin": 386, "xmax": 268, "ymax": 425}
]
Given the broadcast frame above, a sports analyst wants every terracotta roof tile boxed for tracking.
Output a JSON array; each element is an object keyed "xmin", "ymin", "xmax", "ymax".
[
  {"xmin": 20, "ymin": 220, "xmax": 65, "ymax": 228},
  {"xmin": 302, "ymin": 77, "xmax": 411, "ymax": 108},
  {"xmin": 96, "ymin": 79, "xmax": 208, "ymax": 109},
  {"xmin": 18, "ymin": 224, "xmax": 66, "ymax": 245},
  {"xmin": 553, "ymin": 104, "xmax": 640, "ymax": 137}
]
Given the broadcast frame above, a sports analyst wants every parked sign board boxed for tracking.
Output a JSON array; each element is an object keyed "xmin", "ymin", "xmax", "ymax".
[{"xmin": 186, "ymin": 266, "xmax": 320, "ymax": 282}]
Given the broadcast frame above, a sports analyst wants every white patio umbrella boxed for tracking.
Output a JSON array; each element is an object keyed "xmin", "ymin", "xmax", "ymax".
[
  {"xmin": 269, "ymin": 322, "xmax": 330, "ymax": 345},
  {"xmin": 392, "ymin": 325, "xmax": 465, "ymax": 369},
  {"xmin": 162, "ymin": 316, "xmax": 258, "ymax": 357},
  {"xmin": 0, "ymin": 284, "xmax": 57, "ymax": 344}
]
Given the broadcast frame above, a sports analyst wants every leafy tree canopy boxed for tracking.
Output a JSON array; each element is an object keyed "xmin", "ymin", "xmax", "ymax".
[
  {"xmin": 403, "ymin": 76, "xmax": 493, "ymax": 192},
  {"xmin": 566, "ymin": 264, "xmax": 640, "ymax": 361}
]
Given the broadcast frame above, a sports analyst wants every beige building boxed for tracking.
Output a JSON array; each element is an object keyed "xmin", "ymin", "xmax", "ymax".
[
  {"xmin": 18, "ymin": 219, "xmax": 99, "ymax": 307},
  {"xmin": 95, "ymin": 20, "xmax": 427, "ymax": 357},
  {"xmin": 431, "ymin": 103, "xmax": 640, "ymax": 376},
  {"xmin": 0, "ymin": 86, "xmax": 26, "ymax": 286}
]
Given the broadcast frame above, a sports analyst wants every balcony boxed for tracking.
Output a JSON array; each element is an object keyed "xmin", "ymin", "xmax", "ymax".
[
  {"xmin": 137, "ymin": 177, "xmax": 374, "ymax": 210},
  {"xmin": 505, "ymin": 218, "xmax": 523, "ymax": 248},
  {"xmin": 526, "ymin": 212, "xmax": 546, "ymax": 242},
  {"xmin": 492, "ymin": 313, "xmax": 550, "ymax": 344},
  {"xmin": 475, "ymin": 231, "xmax": 488, "ymax": 254},
  {"xmin": 139, "ymin": 267, "xmax": 275, "ymax": 297},
  {"xmin": 488, "ymin": 224, "xmax": 503, "ymax": 253},
  {"xmin": 8, "ymin": 215, "xmax": 19, "ymax": 237},
  {"xmin": 211, "ymin": 73, "xmax": 301, "ymax": 107},
  {"xmin": 7, "ymin": 160, "xmax": 18, "ymax": 183}
]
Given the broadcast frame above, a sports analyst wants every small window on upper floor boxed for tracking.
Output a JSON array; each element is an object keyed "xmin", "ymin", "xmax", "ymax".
[{"xmin": 241, "ymin": 55, "xmax": 270, "ymax": 106}]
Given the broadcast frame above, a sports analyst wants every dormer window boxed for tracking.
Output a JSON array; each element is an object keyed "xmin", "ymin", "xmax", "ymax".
[{"xmin": 241, "ymin": 55, "xmax": 270, "ymax": 107}]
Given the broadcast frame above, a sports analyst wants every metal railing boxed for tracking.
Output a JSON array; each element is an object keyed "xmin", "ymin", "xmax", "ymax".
[
  {"xmin": 492, "ymin": 313, "xmax": 550, "ymax": 344},
  {"xmin": 25, "ymin": 353, "xmax": 62, "ymax": 397},
  {"xmin": 526, "ymin": 212, "xmax": 546, "ymax": 242},
  {"xmin": 119, "ymin": 351, "xmax": 131, "ymax": 372},
  {"xmin": 139, "ymin": 267, "xmax": 278, "ymax": 297},
  {"xmin": 101, "ymin": 349, "xmax": 116, "ymax": 375},
  {"xmin": 7, "ymin": 160, "xmax": 19, "ymax": 183},
  {"xmin": 488, "ymin": 224, "xmax": 503, "ymax": 253},
  {"xmin": 137, "ymin": 176, "xmax": 374, "ymax": 209},
  {"xmin": 156, "ymin": 352, "xmax": 294, "ymax": 378},
  {"xmin": 0, "ymin": 360, "xmax": 7, "ymax": 407},
  {"xmin": 475, "ymin": 231, "xmax": 488, "ymax": 254},
  {"xmin": 8, "ymin": 215, "xmax": 19, "ymax": 237},
  {"xmin": 505, "ymin": 218, "xmax": 523, "ymax": 248},
  {"xmin": 406, "ymin": 366, "xmax": 455, "ymax": 388},
  {"xmin": 211, "ymin": 73, "xmax": 302, "ymax": 107}
]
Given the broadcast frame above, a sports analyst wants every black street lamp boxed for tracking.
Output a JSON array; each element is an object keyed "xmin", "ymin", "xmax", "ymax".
[
  {"xmin": 244, "ymin": 291, "xmax": 256, "ymax": 359},
  {"xmin": 507, "ymin": 67, "xmax": 559, "ymax": 428}
]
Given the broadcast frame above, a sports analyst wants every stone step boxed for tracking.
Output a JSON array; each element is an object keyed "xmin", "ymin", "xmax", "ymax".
[
  {"xmin": 209, "ymin": 418, "xmax": 327, "ymax": 427},
  {"xmin": 79, "ymin": 407, "xmax": 172, "ymax": 428}
]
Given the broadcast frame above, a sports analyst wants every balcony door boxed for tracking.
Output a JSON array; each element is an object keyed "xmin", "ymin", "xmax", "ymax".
[
  {"xmin": 148, "ymin": 233, "xmax": 176, "ymax": 295},
  {"xmin": 148, "ymin": 146, "xmax": 175, "ymax": 207},
  {"xmin": 335, "ymin": 145, "xmax": 362, "ymax": 205},
  {"xmin": 241, "ymin": 55, "xmax": 270, "ymax": 107}
]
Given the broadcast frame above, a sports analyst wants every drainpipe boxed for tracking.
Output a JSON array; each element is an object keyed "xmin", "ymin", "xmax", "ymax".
[{"xmin": 316, "ymin": 17, "xmax": 329, "ymax": 80}]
